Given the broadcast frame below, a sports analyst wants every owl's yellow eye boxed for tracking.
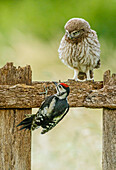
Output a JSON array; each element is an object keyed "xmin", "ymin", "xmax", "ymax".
[
  {"xmin": 73, "ymin": 31, "xmax": 78, "ymax": 35},
  {"xmin": 71, "ymin": 31, "xmax": 80, "ymax": 37}
]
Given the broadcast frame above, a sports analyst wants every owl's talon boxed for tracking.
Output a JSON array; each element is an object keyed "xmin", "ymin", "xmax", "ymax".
[{"xmin": 86, "ymin": 79, "xmax": 94, "ymax": 82}]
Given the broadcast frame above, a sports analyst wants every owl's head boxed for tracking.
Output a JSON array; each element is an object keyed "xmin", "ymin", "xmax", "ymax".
[{"xmin": 64, "ymin": 18, "xmax": 91, "ymax": 41}]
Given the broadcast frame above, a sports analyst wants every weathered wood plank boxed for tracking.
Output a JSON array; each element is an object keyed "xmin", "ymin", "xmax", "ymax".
[
  {"xmin": 0, "ymin": 80, "xmax": 105, "ymax": 108},
  {"xmin": 0, "ymin": 63, "xmax": 31, "ymax": 170},
  {"xmin": 0, "ymin": 62, "xmax": 32, "ymax": 85},
  {"xmin": 84, "ymin": 85, "xmax": 116, "ymax": 108},
  {"xmin": 102, "ymin": 70, "xmax": 116, "ymax": 170},
  {"xmin": 0, "ymin": 79, "xmax": 115, "ymax": 108},
  {"xmin": 0, "ymin": 109, "xmax": 31, "ymax": 170},
  {"xmin": 102, "ymin": 109, "xmax": 116, "ymax": 170}
]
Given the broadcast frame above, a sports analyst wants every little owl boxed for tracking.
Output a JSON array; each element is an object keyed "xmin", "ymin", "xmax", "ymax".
[{"xmin": 58, "ymin": 18, "xmax": 100, "ymax": 81}]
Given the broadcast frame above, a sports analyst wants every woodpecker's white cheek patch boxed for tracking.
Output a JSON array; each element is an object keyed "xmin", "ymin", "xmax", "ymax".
[
  {"xmin": 42, "ymin": 107, "xmax": 48, "ymax": 115},
  {"xmin": 58, "ymin": 93, "xmax": 67, "ymax": 99}
]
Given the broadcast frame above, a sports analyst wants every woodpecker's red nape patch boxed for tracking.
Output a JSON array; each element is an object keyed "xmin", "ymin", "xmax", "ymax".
[{"xmin": 60, "ymin": 83, "xmax": 69, "ymax": 88}]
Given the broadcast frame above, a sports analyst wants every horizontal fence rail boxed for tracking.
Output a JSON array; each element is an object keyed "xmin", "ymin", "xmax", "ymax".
[{"xmin": 0, "ymin": 79, "xmax": 115, "ymax": 108}]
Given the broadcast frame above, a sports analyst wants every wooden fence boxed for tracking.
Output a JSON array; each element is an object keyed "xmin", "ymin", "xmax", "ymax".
[{"xmin": 0, "ymin": 62, "xmax": 115, "ymax": 170}]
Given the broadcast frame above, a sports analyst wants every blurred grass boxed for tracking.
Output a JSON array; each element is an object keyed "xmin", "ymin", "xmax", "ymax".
[
  {"xmin": 0, "ymin": 0, "xmax": 115, "ymax": 169},
  {"xmin": 0, "ymin": 0, "xmax": 115, "ymax": 42}
]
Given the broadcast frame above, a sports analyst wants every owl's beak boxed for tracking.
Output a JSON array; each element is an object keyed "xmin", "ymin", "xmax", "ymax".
[
  {"xmin": 66, "ymin": 30, "xmax": 73, "ymax": 39},
  {"xmin": 67, "ymin": 34, "xmax": 73, "ymax": 39}
]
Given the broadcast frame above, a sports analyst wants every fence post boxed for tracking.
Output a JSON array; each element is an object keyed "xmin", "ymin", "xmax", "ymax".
[
  {"xmin": 102, "ymin": 71, "xmax": 116, "ymax": 170},
  {"xmin": 0, "ymin": 63, "xmax": 32, "ymax": 170}
]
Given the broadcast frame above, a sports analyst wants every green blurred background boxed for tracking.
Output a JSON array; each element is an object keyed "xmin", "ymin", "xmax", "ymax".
[{"xmin": 0, "ymin": 0, "xmax": 115, "ymax": 170}]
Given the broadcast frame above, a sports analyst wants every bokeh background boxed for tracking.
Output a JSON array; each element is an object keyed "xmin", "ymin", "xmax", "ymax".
[{"xmin": 0, "ymin": 0, "xmax": 115, "ymax": 170}]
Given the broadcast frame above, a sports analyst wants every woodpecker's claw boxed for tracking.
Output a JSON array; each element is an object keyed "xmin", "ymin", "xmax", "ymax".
[
  {"xmin": 39, "ymin": 86, "xmax": 48, "ymax": 98},
  {"xmin": 43, "ymin": 86, "xmax": 48, "ymax": 99},
  {"xmin": 25, "ymin": 114, "xmax": 32, "ymax": 118}
]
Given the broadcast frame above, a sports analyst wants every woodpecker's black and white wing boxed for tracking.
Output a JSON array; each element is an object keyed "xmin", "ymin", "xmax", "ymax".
[
  {"xmin": 31, "ymin": 95, "xmax": 56, "ymax": 130},
  {"xmin": 17, "ymin": 95, "xmax": 55, "ymax": 131},
  {"xmin": 41, "ymin": 104, "xmax": 69, "ymax": 134},
  {"xmin": 32, "ymin": 95, "xmax": 69, "ymax": 134},
  {"xmin": 40, "ymin": 97, "xmax": 69, "ymax": 134}
]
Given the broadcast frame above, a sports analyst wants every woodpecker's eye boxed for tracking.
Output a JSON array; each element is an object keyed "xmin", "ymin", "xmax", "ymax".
[{"xmin": 59, "ymin": 85, "xmax": 62, "ymax": 88}]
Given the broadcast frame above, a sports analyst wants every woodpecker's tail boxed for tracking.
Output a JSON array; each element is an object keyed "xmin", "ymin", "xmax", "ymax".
[{"xmin": 17, "ymin": 114, "xmax": 35, "ymax": 131}]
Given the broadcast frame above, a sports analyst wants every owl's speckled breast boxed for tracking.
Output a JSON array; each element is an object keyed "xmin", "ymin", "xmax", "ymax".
[{"xmin": 58, "ymin": 30, "xmax": 100, "ymax": 72}]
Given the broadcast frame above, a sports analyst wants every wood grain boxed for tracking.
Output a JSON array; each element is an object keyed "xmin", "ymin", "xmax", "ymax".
[
  {"xmin": 102, "ymin": 70, "xmax": 116, "ymax": 170},
  {"xmin": 0, "ymin": 63, "xmax": 31, "ymax": 170},
  {"xmin": 0, "ymin": 79, "xmax": 115, "ymax": 108}
]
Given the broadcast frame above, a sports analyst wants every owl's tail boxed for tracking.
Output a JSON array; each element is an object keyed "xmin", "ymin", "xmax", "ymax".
[
  {"xmin": 95, "ymin": 59, "xmax": 101, "ymax": 69},
  {"xmin": 78, "ymin": 72, "xmax": 87, "ymax": 80},
  {"xmin": 78, "ymin": 70, "xmax": 94, "ymax": 80}
]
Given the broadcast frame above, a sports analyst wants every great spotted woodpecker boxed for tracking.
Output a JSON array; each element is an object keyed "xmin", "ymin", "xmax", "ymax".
[{"xmin": 17, "ymin": 82, "xmax": 70, "ymax": 134}]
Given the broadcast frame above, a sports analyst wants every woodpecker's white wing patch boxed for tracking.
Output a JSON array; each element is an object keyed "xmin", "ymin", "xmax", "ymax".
[
  {"xmin": 47, "ymin": 98, "xmax": 56, "ymax": 116},
  {"xmin": 35, "ymin": 97, "xmax": 56, "ymax": 122}
]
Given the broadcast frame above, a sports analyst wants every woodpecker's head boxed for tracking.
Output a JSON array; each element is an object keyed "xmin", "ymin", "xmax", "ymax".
[{"xmin": 54, "ymin": 82, "xmax": 70, "ymax": 99}]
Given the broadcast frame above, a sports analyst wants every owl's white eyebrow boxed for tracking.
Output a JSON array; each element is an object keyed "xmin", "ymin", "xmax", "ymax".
[{"xmin": 72, "ymin": 30, "xmax": 78, "ymax": 33}]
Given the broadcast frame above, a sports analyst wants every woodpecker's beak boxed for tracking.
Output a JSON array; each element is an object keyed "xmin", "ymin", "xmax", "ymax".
[
  {"xmin": 53, "ymin": 82, "xmax": 60, "ymax": 95},
  {"xmin": 53, "ymin": 82, "xmax": 58, "ymax": 86}
]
